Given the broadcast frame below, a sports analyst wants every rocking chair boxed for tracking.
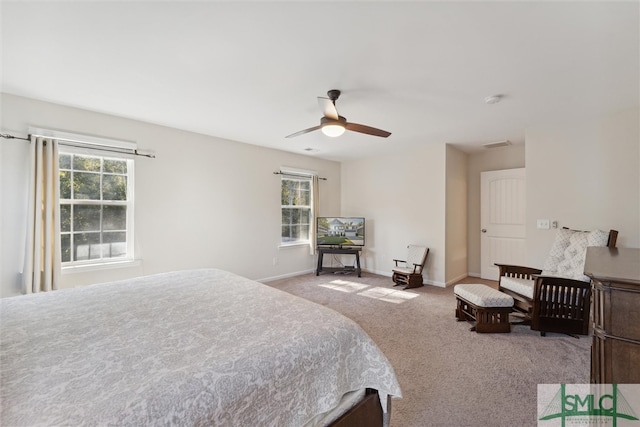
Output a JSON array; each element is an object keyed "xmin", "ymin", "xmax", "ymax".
[
  {"xmin": 392, "ymin": 245, "xmax": 429, "ymax": 289},
  {"xmin": 496, "ymin": 227, "xmax": 618, "ymax": 336}
]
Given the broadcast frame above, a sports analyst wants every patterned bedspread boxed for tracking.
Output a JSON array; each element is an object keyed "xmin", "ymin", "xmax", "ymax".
[{"xmin": 0, "ymin": 269, "xmax": 401, "ymax": 426}]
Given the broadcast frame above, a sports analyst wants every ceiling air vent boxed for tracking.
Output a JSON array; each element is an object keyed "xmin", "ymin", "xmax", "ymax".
[{"xmin": 482, "ymin": 140, "xmax": 512, "ymax": 149}]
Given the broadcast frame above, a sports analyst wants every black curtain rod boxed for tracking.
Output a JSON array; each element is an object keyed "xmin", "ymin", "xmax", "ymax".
[
  {"xmin": 273, "ymin": 171, "xmax": 327, "ymax": 180},
  {"xmin": 1, "ymin": 133, "xmax": 30, "ymax": 142},
  {"xmin": 1, "ymin": 133, "xmax": 155, "ymax": 159}
]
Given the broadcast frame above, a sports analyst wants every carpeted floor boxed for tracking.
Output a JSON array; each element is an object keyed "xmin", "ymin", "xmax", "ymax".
[{"xmin": 264, "ymin": 272, "xmax": 591, "ymax": 427}]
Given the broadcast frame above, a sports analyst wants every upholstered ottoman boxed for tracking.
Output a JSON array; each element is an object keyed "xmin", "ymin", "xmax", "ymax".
[{"xmin": 454, "ymin": 284, "xmax": 514, "ymax": 333}]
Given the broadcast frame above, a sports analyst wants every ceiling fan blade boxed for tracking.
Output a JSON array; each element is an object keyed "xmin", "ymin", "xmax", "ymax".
[
  {"xmin": 318, "ymin": 97, "xmax": 339, "ymax": 120},
  {"xmin": 285, "ymin": 125, "xmax": 322, "ymax": 138},
  {"xmin": 345, "ymin": 122, "xmax": 391, "ymax": 138}
]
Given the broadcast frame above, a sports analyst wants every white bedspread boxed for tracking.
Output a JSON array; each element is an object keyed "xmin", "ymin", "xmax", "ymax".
[{"xmin": 1, "ymin": 269, "xmax": 401, "ymax": 426}]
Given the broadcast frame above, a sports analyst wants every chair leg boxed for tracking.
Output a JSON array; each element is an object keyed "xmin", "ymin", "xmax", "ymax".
[
  {"xmin": 404, "ymin": 274, "xmax": 423, "ymax": 289},
  {"xmin": 392, "ymin": 273, "xmax": 402, "ymax": 287}
]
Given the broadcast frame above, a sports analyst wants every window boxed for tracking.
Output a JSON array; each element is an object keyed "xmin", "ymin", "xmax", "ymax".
[
  {"xmin": 59, "ymin": 151, "xmax": 134, "ymax": 265},
  {"xmin": 281, "ymin": 175, "xmax": 313, "ymax": 245}
]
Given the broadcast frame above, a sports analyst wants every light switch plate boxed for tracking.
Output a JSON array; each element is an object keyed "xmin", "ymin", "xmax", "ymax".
[{"xmin": 537, "ymin": 219, "xmax": 550, "ymax": 229}]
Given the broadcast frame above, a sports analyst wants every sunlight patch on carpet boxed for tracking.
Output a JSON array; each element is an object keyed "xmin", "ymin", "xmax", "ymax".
[
  {"xmin": 318, "ymin": 280, "xmax": 419, "ymax": 303},
  {"xmin": 319, "ymin": 280, "xmax": 369, "ymax": 293},
  {"xmin": 358, "ymin": 287, "xmax": 419, "ymax": 303}
]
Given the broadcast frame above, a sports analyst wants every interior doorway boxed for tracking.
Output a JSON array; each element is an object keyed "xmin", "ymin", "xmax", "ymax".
[{"xmin": 480, "ymin": 168, "xmax": 526, "ymax": 280}]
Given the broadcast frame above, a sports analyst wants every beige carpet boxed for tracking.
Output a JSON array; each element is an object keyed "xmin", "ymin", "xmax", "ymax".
[{"xmin": 264, "ymin": 272, "xmax": 591, "ymax": 427}]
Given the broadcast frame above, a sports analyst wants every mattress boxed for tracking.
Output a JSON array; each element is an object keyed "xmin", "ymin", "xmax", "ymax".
[{"xmin": 0, "ymin": 268, "xmax": 401, "ymax": 426}]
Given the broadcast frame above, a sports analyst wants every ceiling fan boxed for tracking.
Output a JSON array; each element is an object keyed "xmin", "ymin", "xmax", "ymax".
[{"xmin": 286, "ymin": 89, "xmax": 391, "ymax": 139}]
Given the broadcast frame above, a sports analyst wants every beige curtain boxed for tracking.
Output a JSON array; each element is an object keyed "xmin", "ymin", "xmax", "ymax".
[
  {"xmin": 309, "ymin": 174, "xmax": 319, "ymax": 255},
  {"xmin": 22, "ymin": 136, "xmax": 61, "ymax": 294}
]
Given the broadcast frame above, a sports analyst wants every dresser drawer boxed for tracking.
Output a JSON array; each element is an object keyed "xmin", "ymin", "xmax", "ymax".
[{"xmin": 592, "ymin": 278, "xmax": 640, "ymax": 341}]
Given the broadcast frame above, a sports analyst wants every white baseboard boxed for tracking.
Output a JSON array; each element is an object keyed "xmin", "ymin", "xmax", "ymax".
[
  {"xmin": 467, "ymin": 272, "xmax": 481, "ymax": 278},
  {"xmin": 259, "ymin": 269, "xmax": 315, "ymax": 283},
  {"xmin": 362, "ymin": 268, "xmax": 447, "ymax": 288},
  {"xmin": 364, "ymin": 268, "xmax": 392, "ymax": 278},
  {"xmin": 445, "ymin": 272, "xmax": 469, "ymax": 287}
]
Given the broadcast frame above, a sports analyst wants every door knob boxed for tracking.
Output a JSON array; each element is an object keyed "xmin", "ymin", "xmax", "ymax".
[{"xmin": 481, "ymin": 229, "xmax": 487, "ymax": 233}]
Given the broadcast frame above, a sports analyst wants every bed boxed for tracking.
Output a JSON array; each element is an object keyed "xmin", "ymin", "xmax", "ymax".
[{"xmin": 0, "ymin": 268, "xmax": 401, "ymax": 426}]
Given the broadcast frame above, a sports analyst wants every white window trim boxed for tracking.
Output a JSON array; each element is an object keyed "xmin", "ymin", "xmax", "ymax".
[
  {"xmin": 61, "ymin": 259, "xmax": 142, "ymax": 274},
  {"xmin": 52, "ymin": 130, "xmax": 137, "ymax": 270},
  {"xmin": 29, "ymin": 127, "xmax": 137, "ymax": 151},
  {"xmin": 279, "ymin": 167, "xmax": 315, "ymax": 248}
]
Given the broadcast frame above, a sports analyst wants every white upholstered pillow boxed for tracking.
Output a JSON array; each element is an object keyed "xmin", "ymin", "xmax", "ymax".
[{"xmin": 541, "ymin": 228, "xmax": 610, "ymax": 281}]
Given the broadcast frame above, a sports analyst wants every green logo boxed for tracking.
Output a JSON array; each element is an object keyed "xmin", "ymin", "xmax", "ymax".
[{"xmin": 539, "ymin": 384, "xmax": 639, "ymax": 426}]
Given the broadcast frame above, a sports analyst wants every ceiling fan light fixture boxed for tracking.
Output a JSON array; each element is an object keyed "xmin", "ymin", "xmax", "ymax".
[
  {"xmin": 285, "ymin": 91, "xmax": 390, "ymax": 139},
  {"xmin": 321, "ymin": 123, "xmax": 346, "ymax": 137}
]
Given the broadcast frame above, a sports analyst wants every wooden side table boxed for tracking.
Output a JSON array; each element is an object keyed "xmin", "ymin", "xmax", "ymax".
[{"xmin": 316, "ymin": 247, "xmax": 362, "ymax": 277}]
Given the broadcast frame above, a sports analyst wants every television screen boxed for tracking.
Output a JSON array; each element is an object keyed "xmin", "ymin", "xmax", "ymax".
[{"xmin": 316, "ymin": 217, "xmax": 365, "ymax": 247}]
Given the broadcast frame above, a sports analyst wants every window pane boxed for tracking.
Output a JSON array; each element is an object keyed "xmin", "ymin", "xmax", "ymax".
[
  {"xmin": 281, "ymin": 179, "xmax": 312, "ymax": 207},
  {"xmin": 103, "ymin": 159, "xmax": 127, "ymax": 174},
  {"xmin": 59, "ymin": 170, "xmax": 71, "ymax": 199},
  {"xmin": 59, "ymin": 154, "xmax": 71, "ymax": 170},
  {"xmin": 103, "ymin": 232, "xmax": 127, "ymax": 258},
  {"xmin": 290, "ymin": 208, "xmax": 301, "ymax": 223},
  {"xmin": 282, "ymin": 225, "xmax": 293, "ymax": 242},
  {"xmin": 60, "ymin": 204, "xmax": 71, "ymax": 232},
  {"xmin": 282, "ymin": 208, "xmax": 293, "ymax": 224},
  {"xmin": 75, "ymin": 172, "xmax": 101, "ymax": 200},
  {"xmin": 299, "ymin": 209, "xmax": 310, "ymax": 225},
  {"xmin": 61, "ymin": 234, "xmax": 71, "ymax": 262},
  {"xmin": 281, "ymin": 180, "xmax": 295, "ymax": 205},
  {"xmin": 298, "ymin": 188, "xmax": 310, "ymax": 205},
  {"xmin": 300, "ymin": 224, "xmax": 309, "ymax": 239},
  {"xmin": 103, "ymin": 206, "xmax": 126, "ymax": 230},
  {"xmin": 73, "ymin": 156, "xmax": 101, "ymax": 172},
  {"xmin": 74, "ymin": 232, "xmax": 101, "ymax": 260},
  {"xmin": 74, "ymin": 205, "xmax": 101, "ymax": 231},
  {"xmin": 103, "ymin": 175, "xmax": 127, "ymax": 200}
]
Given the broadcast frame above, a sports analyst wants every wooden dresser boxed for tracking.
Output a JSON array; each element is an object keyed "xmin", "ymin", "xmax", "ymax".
[{"xmin": 584, "ymin": 247, "xmax": 640, "ymax": 384}]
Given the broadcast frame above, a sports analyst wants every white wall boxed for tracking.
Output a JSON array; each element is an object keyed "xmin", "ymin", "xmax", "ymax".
[
  {"xmin": 445, "ymin": 145, "xmax": 468, "ymax": 284},
  {"xmin": 1, "ymin": 93, "xmax": 341, "ymax": 297},
  {"xmin": 341, "ymin": 144, "xmax": 447, "ymax": 286},
  {"xmin": 525, "ymin": 107, "xmax": 640, "ymax": 267},
  {"xmin": 3, "ymin": 94, "xmax": 636, "ymax": 296},
  {"xmin": 467, "ymin": 145, "xmax": 526, "ymax": 276}
]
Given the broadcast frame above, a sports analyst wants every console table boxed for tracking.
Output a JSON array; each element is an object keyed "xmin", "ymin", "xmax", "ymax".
[
  {"xmin": 585, "ymin": 247, "xmax": 640, "ymax": 384},
  {"xmin": 316, "ymin": 247, "xmax": 362, "ymax": 277}
]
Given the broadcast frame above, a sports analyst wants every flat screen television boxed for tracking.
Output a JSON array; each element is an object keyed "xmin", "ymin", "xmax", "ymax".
[{"xmin": 316, "ymin": 217, "xmax": 365, "ymax": 247}]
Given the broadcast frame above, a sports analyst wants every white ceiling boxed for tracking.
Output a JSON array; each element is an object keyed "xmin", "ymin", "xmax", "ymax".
[{"xmin": 2, "ymin": 1, "xmax": 638, "ymax": 162}]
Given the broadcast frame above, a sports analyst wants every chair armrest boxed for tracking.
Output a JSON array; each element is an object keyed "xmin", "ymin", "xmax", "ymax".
[
  {"xmin": 534, "ymin": 275, "xmax": 590, "ymax": 289},
  {"xmin": 532, "ymin": 276, "xmax": 592, "ymax": 334},
  {"xmin": 393, "ymin": 259, "xmax": 406, "ymax": 267},
  {"xmin": 534, "ymin": 275, "xmax": 591, "ymax": 303},
  {"xmin": 495, "ymin": 263, "xmax": 542, "ymax": 279}
]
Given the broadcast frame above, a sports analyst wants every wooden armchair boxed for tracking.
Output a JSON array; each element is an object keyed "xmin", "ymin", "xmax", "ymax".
[
  {"xmin": 392, "ymin": 245, "xmax": 429, "ymax": 289},
  {"xmin": 496, "ymin": 228, "xmax": 618, "ymax": 336}
]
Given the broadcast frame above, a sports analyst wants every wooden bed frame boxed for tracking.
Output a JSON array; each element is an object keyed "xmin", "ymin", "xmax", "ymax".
[{"xmin": 331, "ymin": 389, "xmax": 383, "ymax": 427}]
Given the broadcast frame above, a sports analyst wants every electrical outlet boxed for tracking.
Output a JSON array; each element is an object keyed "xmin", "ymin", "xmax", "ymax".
[{"xmin": 537, "ymin": 219, "xmax": 550, "ymax": 229}]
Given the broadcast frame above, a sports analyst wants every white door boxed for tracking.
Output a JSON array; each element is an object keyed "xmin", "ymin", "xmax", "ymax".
[{"xmin": 480, "ymin": 168, "xmax": 526, "ymax": 280}]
